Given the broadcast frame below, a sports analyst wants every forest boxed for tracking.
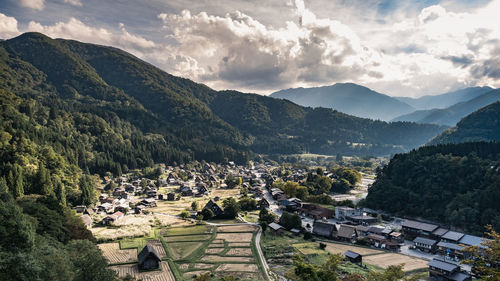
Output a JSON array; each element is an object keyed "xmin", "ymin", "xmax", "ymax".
[{"xmin": 364, "ymin": 142, "xmax": 500, "ymax": 234}]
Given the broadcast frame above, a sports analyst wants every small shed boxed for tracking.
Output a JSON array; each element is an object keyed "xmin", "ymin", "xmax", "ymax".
[
  {"xmin": 344, "ymin": 250, "xmax": 362, "ymax": 263},
  {"xmin": 268, "ymin": 222, "xmax": 285, "ymax": 235},
  {"xmin": 138, "ymin": 244, "xmax": 161, "ymax": 270}
]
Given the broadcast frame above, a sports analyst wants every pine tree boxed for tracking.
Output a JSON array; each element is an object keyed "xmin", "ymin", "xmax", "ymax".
[
  {"xmin": 0, "ymin": 177, "xmax": 8, "ymax": 194},
  {"xmin": 54, "ymin": 178, "xmax": 66, "ymax": 207},
  {"xmin": 37, "ymin": 163, "xmax": 53, "ymax": 196},
  {"xmin": 13, "ymin": 164, "xmax": 24, "ymax": 198}
]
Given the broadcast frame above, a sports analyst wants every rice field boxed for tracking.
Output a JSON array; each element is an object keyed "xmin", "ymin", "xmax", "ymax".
[
  {"xmin": 110, "ymin": 262, "xmax": 175, "ymax": 281},
  {"xmin": 98, "ymin": 243, "xmax": 137, "ymax": 264}
]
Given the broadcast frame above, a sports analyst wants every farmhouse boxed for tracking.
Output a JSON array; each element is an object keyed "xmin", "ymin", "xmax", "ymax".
[
  {"xmin": 344, "ymin": 250, "xmax": 362, "ymax": 264},
  {"xmin": 428, "ymin": 259, "xmax": 471, "ymax": 281},
  {"xmin": 203, "ymin": 199, "xmax": 224, "ymax": 217},
  {"xmin": 413, "ymin": 237, "xmax": 438, "ymax": 253},
  {"xmin": 440, "ymin": 231, "xmax": 465, "ymax": 244},
  {"xmin": 313, "ymin": 221, "xmax": 338, "ymax": 239},
  {"xmin": 335, "ymin": 206, "xmax": 362, "ymax": 220},
  {"xmin": 259, "ymin": 198, "xmax": 270, "ymax": 209},
  {"xmin": 436, "ymin": 241, "xmax": 464, "ymax": 259},
  {"xmin": 402, "ymin": 219, "xmax": 439, "ymax": 240},
  {"xmin": 167, "ymin": 192, "xmax": 176, "ymax": 201},
  {"xmin": 138, "ymin": 244, "xmax": 161, "ymax": 270},
  {"xmin": 102, "ymin": 211, "xmax": 124, "ymax": 225},
  {"xmin": 365, "ymin": 233, "xmax": 399, "ymax": 250},
  {"xmin": 336, "ymin": 225, "xmax": 358, "ymax": 243},
  {"xmin": 300, "ymin": 203, "xmax": 334, "ymax": 219},
  {"xmin": 268, "ymin": 222, "xmax": 285, "ymax": 235}
]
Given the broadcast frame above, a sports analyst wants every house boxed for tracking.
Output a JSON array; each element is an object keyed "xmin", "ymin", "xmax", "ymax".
[
  {"xmin": 135, "ymin": 205, "xmax": 146, "ymax": 214},
  {"xmin": 181, "ymin": 186, "xmax": 194, "ymax": 196},
  {"xmin": 141, "ymin": 198, "xmax": 157, "ymax": 207},
  {"xmin": 436, "ymin": 241, "xmax": 464, "ymax": 259},
  {"xmin": 300, "ymin": 203, "xmax": 334, "ymax": 219},
  {"xmin": 115, "ymin": 204, "xmax": 129, "ymax": 214},
  {"xmin": 280, "ymin": 198, "xmax": 302, "ymax": 211},
  {"xmin": 335, "ymin": 207, "xmax": 362, "ymax": 220},
  {"xmin": 98, "ymin": 202, "xmax": 114, "ymax": 213},
  {"xmin": 259, "ymin": 198, "xmax": 270, "ymax": 209},
  {"xmin": 428, "ymin": 259, "xmax": 471, "ymax": 281},
  {"xmin": 81, "ymin": 214, "xmax": 92, "ymax": 229},
  {"xmin": 347, "ymin": 215, "xmax": 378, "ymax": 225},
  {"xmin": 390, "ymin": 232, "xmax": 404, "ymax": 244},
  {"xmin": 290, "ymin": 228, "xmax": 301, "ymax": 236},
  {"xmin": 440, "ymin": 231, "xmax": 465, "ymax": 244},
  {"xmin": 203, "ymin": 199, "xmax": 224, "ymax": 217},
  {"xmin": 413, "ymin": 237, "xmax": 438, "ymax": 253},
  {"xmin": 167, "ymin": 193, "xmax": 176, "ymax": 201},
  {"xmin": 336, "ymin": 225, "xmax": 358, "ymax": 243},
  {"xmin": 344, "ymin": 250, "xmax": 362, "ymax": 264},
  {"xmin": 313, "ymin": 221, "xmax": 338, "ymax": 239},
  {"xmin": 138, "ymin": 244, "xmax": 161, "ymax": 270},
  {"xmin": 83, "ymin": 207, "xmax": 94, "ymax": 216},
  {"xmin": 75, "ymin": 205, "xmax": 86, "ymax": 213},
  {"xmin": 402, "ymin": 219, "xmax": 439, "ymax": 240},
  {"xmin": 146, "ymin": 190, "xmax": 157, "ymax": 198},
  {"xmin": 268, "ymin": 222, "xmax": 285, "ymax": 235},
  {"xmin": 356, "ymin": 225, "xmax": 371, "ymax": 238},
  {"xmin": 432, "ymin": 227, "xmax": 450, "ymax": 240},
  {"xmin": 102, "ymin": 211, "xmax": 124, "ymax": 225},
  {"xmin": 365, "ymin": 234, "xmax": 399, "ymax": 250}
]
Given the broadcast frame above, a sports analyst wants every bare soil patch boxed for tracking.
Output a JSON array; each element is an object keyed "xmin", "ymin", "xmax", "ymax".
[
  {"xmin": 324, "ymin": 242, "xmax": 383, "ymax": 256},
  {"xmin": 205, "ymin": 248, "xmax": 225, "ymax": 254},
  {"xmin": 193, "ymin": 263, "xmax": 216, "ymax": 269},
  {"xmin": 216, "ymin": 263, "xmax": 258, "ymax": 272},
  {"xmin": 227, "ymin": 242, "xmax": 251, "ymax": 247},
  {"xmin": 225, "ymin": 248, "xmax": 253, "ymax": 256},
  {"xmin": 98, "ymin": 243, "xmax": 137, "ymax": 264},
  {"xmin": 183, "ymin": 270, "xmax": 210, "ymax": 277},
  {"xmin": 363, "ymin": 253, "xmax": 428, "ymax": 272},
  {"xmin": 201, "ymin": 255, "xmax": 254, "ymax": 262},
  {"xmin": 217, "ymin": 225, "xmax": 256, "ymax": 233},
  {"xmin": 216, "ymin": 232, "xmax": 253, "ymax": 242},
  {"xmin": 110, "ymin": 262, "xmax": 175, "ymax": 281}
]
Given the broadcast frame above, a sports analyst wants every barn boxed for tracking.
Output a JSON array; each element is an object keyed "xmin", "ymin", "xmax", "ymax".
[{"xmin": 138, "ymin": 244, "xmax": 161, "ymax": 270}]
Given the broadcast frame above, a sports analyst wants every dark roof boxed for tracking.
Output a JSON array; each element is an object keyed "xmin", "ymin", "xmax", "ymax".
[
  {"xmin": 428, "ymin": 259, "xmax": 458, "ymax": 272},
  {"xmin": 449, "ymin": 272, "xmax": 471, "ymax": 281},
  {"xmin": 368, "ymin": 226, "xmax": 385, "ymax": 234},
  {"xmin": 414, "ymin": 237, "xmax": 437, "ymax": 246},
  {"xmin": 344, "ymin": 250, "xmax": 361, "ymax": 259},
  {"xmin": 441, "ymin": 231, "xmax": 465, "ymax": 242},
  {"xmin": 458, "ymin": 234, "xmax": 488, "ymax": 249},
  {"xmin": 313, "ymin": 221, "xmax": 337, "ymax": 237},
  {"xmin": 356, "ymin": 225, "xmax": 371, "ymax": 232},
  {"xmin": 338, "ymin": 225, "xmax": 356, "ymax": 239},
  {"xmin": 138, "ymin": 244, "xmax": 161, "ymax": 265},
  {"xmin": 269, "ymin": 222, "xmax": 284, "ymax": 231},
  {"xmin": 432, "ymin": 227, "xmax": 449, "ymax": 237},
  {"xmin": 204, "ymin": 199, "xmax": 223, "ymax": 215},
  {"xmin": 437, "ymin": 241, "xmax": 464, "ymax": 251},
  {"xmin": 403, "ymin": 220, "xmax": 438, "ymax": 232}
]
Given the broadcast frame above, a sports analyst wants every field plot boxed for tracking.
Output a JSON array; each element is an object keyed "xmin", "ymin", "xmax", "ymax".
[
  {"xmin": 217, "ymin": 225, "xmax": 256, "ymax": 232},
  {"xmin": 324, "ymin": 242, "xmax": 383, "ymax": 256},
  {"xmin": 228, "ymin": 242, "xmax": 251, "ymax": 247},
  {"xmin": 148, "ymin": 240, "xmax": 167, "ymax": 258},
  {"xmin": 98, "ymin": 243, "xmax": 137, "ymax": 264},
  {"xmin": 162, "ymin": 225, "xmax": 211, "ymax": 236},
  {"xmin": 164, "ymin": 234, "xmax": 211, "ymax": 242},
  {"xmin": 166, "ymin": 242, "xmax": 203, "ymax": 260},
  {"xmin": 110, "ymin": 262, "xmax": 175, "ymax": 281},
  {"xmin": 201, "ymin": 255, "xmax": 254, "ymax": 262},
  {"xmin": 216, "ymin": 263, "xmax": 258, "ymax": 272},
  {"xmin": 226, "ymin": 248, "xmax": 253, "ymax": 256},
  {"xmin": 216, "ymin": 232, "xmax": 253, "ymax": 242},
  {"xmin": 183, "ymin": 270, "xmax": 210, "ymax": 278},
  {"xmin": 194, "ymin": 263, "xmax": 215, "ymax": 269},
  {"xmin": 362, "ymin": 253, "xmax": 428, "ymax": 272},
  {"xmin": 205, "ymin": 247, "xmax": 225, "ymax": 254}
]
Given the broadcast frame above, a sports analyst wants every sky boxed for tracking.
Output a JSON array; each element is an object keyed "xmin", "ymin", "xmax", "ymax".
[{"xmin": 1, "ymin": 0, "xmax": 499, "ymax": 97}]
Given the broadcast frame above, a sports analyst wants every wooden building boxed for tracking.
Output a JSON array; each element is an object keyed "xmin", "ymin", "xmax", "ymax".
[{"xmin": 138, "ymin": 244, "xmax": 161, "ymax": 270}]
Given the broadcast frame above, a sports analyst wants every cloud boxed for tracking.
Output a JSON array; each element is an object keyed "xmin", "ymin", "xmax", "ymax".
[
  {"xmin": 63, "ymin": 0, "xmax": 82, "ymax": 7},
  {"xmin": 0, "ymin": 13, "xmax": 20, "ymax": 39},
  {"xmin": 19, "ymin": 0, "xmax": 45, "ymax": 11}
]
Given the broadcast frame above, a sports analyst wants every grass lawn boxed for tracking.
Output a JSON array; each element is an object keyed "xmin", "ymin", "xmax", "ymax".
[
  {"xmin": 241, "ymin": 211, "xmax": 259, "ymax": 223},
  {"xmin": 166, "ymin": 242, "xmax": 205, "ymax": 260},
  {"xmin": 293, "ymin": 242, "xmax": 326, "ymax": 255},
  {"xmin": 164, "ymin": 225, "xmax": 210, "ymax": 236}
]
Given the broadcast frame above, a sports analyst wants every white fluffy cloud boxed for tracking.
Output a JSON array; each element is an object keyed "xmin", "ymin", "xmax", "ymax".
[
  {"xmin": 19, "ymin": 0, "xmax": 45, "ymax": 11},
  {"xmin": 0, "ymin": 13, "xmax": 20, "ymax": 39},
  {"xmin": 63, "ymin": 0, "xmax": 83, "ymax": 7}
]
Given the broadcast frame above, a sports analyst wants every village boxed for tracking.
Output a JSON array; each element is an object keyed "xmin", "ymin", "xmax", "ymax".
[{"xmin": 75, "ymin": 160, "xmax": 487, "ymax": 281}]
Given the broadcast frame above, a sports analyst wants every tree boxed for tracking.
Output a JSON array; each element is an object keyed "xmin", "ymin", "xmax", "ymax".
[
  {"xmin": 366, "ymin": 264, "xmax": 405, "ymax": 281},
  {"xmin": 259, "ymin": 208, "xmax": 276, "ymax": 224},
  {"xmin": 194, "ymin": 273, "xmax": 211, "ymax": 281},
  {"xmin": 54, "ymin": 178, "xmax": 66, "ymax": 207},
  {"xmin": 191, "ymin": 201, "xmax": 198, "ymax": 211},
  {"xmin": 180, "ymin": 210, "xmax": 190, "ymax": 219},
  {"xmin": 279, "ymin": 212, "xmax": 302, "ymax": 230},
  {"xmin": 0, "ymin": 177, "xmax": 8, "ymax": 194},
  {"xmin": 463, "ymin": 225, "xmax": 500, "ymax": 280},
  {"xmin": 0, "ymin": 193, "xmax": 35, "ymax": 252},
  {"xmin": 36, "ymin": 163, "xmax": 53, "ymax": 196},
  {"xmin": 67, "ymin": 239, "xmax": 117, "ymax": 281},
  {"xmin": 80, "ymin": 175, "xmax": 96, "ymax": 206},
  {"xmin": 13, "ymin": 164, "xmax": 24, "ymax": 198},
  {"xmin": 201, "ymin": 208, "xmax": 214, "ymax": 220},
  {"xmin": 222, "ymin": 197, "xmax": 240, "ymax": 219},
  {"xmin": 238, "ymin": 197, "xmax": 257, "ymax": 211}
]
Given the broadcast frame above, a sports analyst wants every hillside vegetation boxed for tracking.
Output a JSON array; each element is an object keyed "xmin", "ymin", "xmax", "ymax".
[{"xmin": 364, "ymin": 142, "xmax": 500, "ymax": 234}]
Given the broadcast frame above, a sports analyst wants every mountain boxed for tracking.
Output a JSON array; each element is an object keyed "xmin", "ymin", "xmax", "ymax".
[
  {"xmin": 392, "ymin": 89, "xmax": 500, "ymax": 126},
  {"xmin": 0, "ymin": 32, "xmax": 446, "ymax": 177},
  {"xmin": 429, "ymin": 101, "xmax": 500, "ymax": 145},
  {"xmin": 270, "ymin": 83, "xmax": 415, "ymax": 121},
  {"xmin": 364, "ymin": 142, "xmax": 500, "ymax": 234},
  {"xmin": 396, "ymin": 86, "xmax": 494, "ymax": 110}
]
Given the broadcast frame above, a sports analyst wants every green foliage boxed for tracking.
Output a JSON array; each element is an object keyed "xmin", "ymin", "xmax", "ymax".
[
  {"xmin": 79, "ymin": 175, "xmax": 97, "ymax": 206},
  {"xmin": 0, "ymin": 193, "xmax": 35, "ymax": 251},
  {"xmin": 275, "ymin": 180, "xmax": 309, "ymax": 199},
  {"xmin": 201, "ymin": 208, "xmax": 214, "ymax": 220},
  {"xmin": 365, "ymin": 142, "xmax": 500, "ymax": 234},
  {"xmin": 463, "ymin": 225, "xmax": 500, "ymax": 280},
  {"xmin": 280, "ymin": 212, "xmax": 302, "ymax": 230},
  {"xmin": 259, "ymin": 208, "xmax": 276, "ymax": 224},
  {"xmin": 191, "ymin": 201, "xmax": 198, "ymax": 211},
  {"xmin": 180, "ymin": 210, "xmax": 190, "ymax": 219},
  {"xmin": 238, "ymin": 196, "xmax": 258, "ymax": 211},
  {"xmin": 222, "ymin": 197, "xmax": 240, "ymax": 219}
]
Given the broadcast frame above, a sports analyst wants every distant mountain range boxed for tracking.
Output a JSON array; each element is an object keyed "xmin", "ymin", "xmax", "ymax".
[
  {"xmin": 0, "ymin": 32, "xmax": 446, "ymax": 172},
  {"xmin": 430, "ymin": 101, "xmax": 500, "ymax": 145},
  {"xmin": 392, "ymin": 89, "xmax": 500, "ymax": 126},
  {"xmin": 396, "ymin": 87, "xmax": 493, "ymax": 110},
  {"xmin": 270, "ymin": 83, "xmax": 415, "ymax": 121}
]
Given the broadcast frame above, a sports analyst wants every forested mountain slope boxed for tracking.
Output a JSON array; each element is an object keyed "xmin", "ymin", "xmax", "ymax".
[
  {"xmin": 364, "ymin": 142, "xmax": 500, "ymax": 234},
  {"xmin": 430, "ymin": 101, "xmax": 500, "ymax": 144}
]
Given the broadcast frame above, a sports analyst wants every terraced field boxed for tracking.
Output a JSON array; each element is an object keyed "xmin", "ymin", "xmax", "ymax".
[{"xmin": 98, "ymin": 243, "xmax": 137, "ymax": 264}]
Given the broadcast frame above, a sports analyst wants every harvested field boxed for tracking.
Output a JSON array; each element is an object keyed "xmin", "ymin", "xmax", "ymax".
[
  {"xmin": 163, "ymin": 225, "xmax": 211, "ymax": 236},
  {"xmin": 227, "ymin": 242, "xmax": 251, "ymax": 247},
  {"xmin": 201, "ymin": 255, "xmax": 254, "ymax": 262},
  {"xmin": 110, "ymin": 262, "xmax": 175, "ymax": 281},
  {"xmin": 164, "ymin": 234, "xmax": 211, "ymax": 242},
  {"xmin": 216, "ymin": 263, "xmax": 258, "ymax": 272},
  {"xmin": 183, "ymin": 270, "xmax": 210, "ymax": 277},
  {"xmin": 324, "ymin": 242, "xmax": 383, "ymax": 256},
  {"xmin": 208, "ymin": 243, "xmax": 225, "ymax": 248},
  {"xmin": 98, "ymin": 243, "xmax": 137, "ymax": 264},
  {"xmin": 205, "ymin": 247, "xmax": 225, "ymax": 254},
  {"xmin": 148, "ymin": 240, "xmax": 167, "ymax": 258},
  {"xmin": 363, "ymin": 253, "xmax": 428, "ymax": 272},
  {"xmin": 193, "ymin": 263, "xmax": 215, "ymax": 269},
  {"xmin": 226, "ymin": 248, "xmax": 253, "ymax": 256},
  {"xmin": 166, "ymin": 242, "xmax": 203, "ymax": 260},
  {"xmin": 217, "ymin": 225, "xmax": 256, "ymax": 233},
  {"xmin": 216, "ymin": 232, "xmax": 253, "ymax": 242},
  {"xmin": 177, "ymin": 263, "xmax": 189, "ymax": 270},
  {"xmin": 215, "ymin": 272, "xmax": 260, "ymax": 280},
  {"xmin": 212, "ymin": 239, "xmax": 224, "ymax": 243}
]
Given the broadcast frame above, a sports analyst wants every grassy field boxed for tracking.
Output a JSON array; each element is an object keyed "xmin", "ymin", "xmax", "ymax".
[{"xmin": 166, "ymin": 242, "xmax": 205, "ymax": 260}]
